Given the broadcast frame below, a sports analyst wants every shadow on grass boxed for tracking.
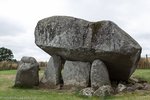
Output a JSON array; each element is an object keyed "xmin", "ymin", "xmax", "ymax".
[{"xmin": 11, "ymin": 85, "xmax": 40, "ymax": 90}]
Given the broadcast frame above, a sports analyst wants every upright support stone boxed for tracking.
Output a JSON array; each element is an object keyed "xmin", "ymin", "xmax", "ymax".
[
  {"xmin": 91, "ymin": 59, "xmax": 111, "ymax": 89},
  {"xmin": 41, "ymin": 55, "xmax": 63, "ymax": 85},
  {"xmin": 62, "ymin": 61, "xmax": 91, "ymax": 87}
]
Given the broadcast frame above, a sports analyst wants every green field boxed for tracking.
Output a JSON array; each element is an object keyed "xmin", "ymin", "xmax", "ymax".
[{"xmin": 0, "ymin": 69, "xmax": 150, "ymax": 100}]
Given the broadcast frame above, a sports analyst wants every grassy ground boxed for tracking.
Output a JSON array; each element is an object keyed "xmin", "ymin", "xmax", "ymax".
[
  {"xmin": 0, "ymin": 69, "xmax": 150, "ymax": 100},
  {"xmin": 132, "ymin": 69, "xmax": 150, "ymax": 82},
  {"xmin": 0, "ymin": 70, "xmax": 99, "ymax": 100}
]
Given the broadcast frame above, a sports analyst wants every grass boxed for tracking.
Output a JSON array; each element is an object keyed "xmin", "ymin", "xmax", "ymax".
[
  {"xmin": 0, "ymin": 70, "xmax": 98, "ymax": 100},
  {"xmin": 0, "ymin": 70, "xmax": 17, "ymax": 75},
  {"xmin": 0, "ymin": 69, "xmax": 150, "ymax": 100},
  {"xmin": 132, "ymin": 69, "xmax": 150, "ymax": 82}
]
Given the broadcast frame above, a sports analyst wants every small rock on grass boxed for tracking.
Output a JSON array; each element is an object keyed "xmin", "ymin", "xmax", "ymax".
[
  {"xmin": 93, "ymin": 85, "xmax": 114, "ymax": 97},
  {"xmin": 80, "ymin": 87, "xmax": 94, "ymax": 97},
  {"xmin": 116, "ymin": 83, "xmax": 127, "ymax": 93}
]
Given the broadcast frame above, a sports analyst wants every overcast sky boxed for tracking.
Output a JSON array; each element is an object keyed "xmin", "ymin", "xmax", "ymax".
[{"xmin": 0, "ymin": 0, "xmax": 150, "ymax": 61}]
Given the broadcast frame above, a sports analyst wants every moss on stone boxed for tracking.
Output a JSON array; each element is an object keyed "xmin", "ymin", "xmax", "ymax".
[
  {"xmin": 90, "ymin": 21, "xmax": 104, "ymax": 42},
  {"xmin": 91, "ymin": 22, "xmax": 103, "ymax": 34}
]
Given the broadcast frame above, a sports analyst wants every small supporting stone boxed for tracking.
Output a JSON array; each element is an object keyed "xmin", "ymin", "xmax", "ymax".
[
  {"xmin": 41, "ymin": 55, "xmax": 63, "ymax": 85},
  {"xmin": 14, "ymin": 56, "xmax": 39, "ymax": 87},
  {"xmin": 91, "ymin": 59, "xmax": 111, "ymax": 89},
  {"xmin": 62, "ymin": 61, "xmax": 91, "ymax": 87},
  {"xmin": 80, "ymin": 87, "xmax": 94, "ymax": 97},
  {"xmin": 116, "ymin": 83, "xmax": 127, "ymax": 93},
  {"xmin": 93, "ymin": 85, "xmax": 114, "ymax": 97}
]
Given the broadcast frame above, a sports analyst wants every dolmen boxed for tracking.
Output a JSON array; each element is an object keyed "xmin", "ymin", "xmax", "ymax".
[{"xmin": 34, "ymin": 16, "xmax": 142, "ymax": 95}]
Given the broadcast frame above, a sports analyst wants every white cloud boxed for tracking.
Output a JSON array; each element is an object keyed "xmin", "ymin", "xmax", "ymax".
[
  {"xmin": 0, "ymin": 17, "xmax": 26, "ymax": 36},
  {"xmin": 0, "ymin": 30, "xmax": 50, "ymax": 61}
]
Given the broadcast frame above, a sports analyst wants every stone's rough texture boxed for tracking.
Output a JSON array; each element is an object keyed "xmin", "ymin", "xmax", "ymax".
[
  {"xmin": 14, "ymin": 56, "xmax": 39, "ymax": 87},
  {"xmin": 143, "ymin": 83, "xmax": 150, "ymax": 90},
  {"xmin": 62, "ymin": 61, "xmax": 90, "ymax": 87},
  {"xmin": 129, "ymin": 77, "xmax": 139, "ymax": 83},
  {"xmin": 41, "ymin": 55, "xmax": 63, "ymax": 85},
  {"xmin": 132, "ymin": 83, "xmax": 144, "ymax": 90},
  {"xmin": 113, "ymin": 78, "xmax": 150, "ymax": 93},
  {"xmin": 126, "ymin": 87, "xmax": 135, "ymax": 92},
  {"xmin": 116, "ymin": 83, "xmax": 127, "ymax": 92},
  {"xmin": 35, "ymin": 16, "xmax": 142, "ymax": 81},
  {"xmin": 93, "ymin": 85, "xmax": 114, "ymax": 97},
  {"xmin": 80, "ymin": 88, "xmax": 94, "ymax": 97},
  {"xmin": 91, "ymin": 60, "xmax": 111, "ymax": 89}
]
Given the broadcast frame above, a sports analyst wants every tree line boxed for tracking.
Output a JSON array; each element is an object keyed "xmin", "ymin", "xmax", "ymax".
[{"xmin": 0, "ymin": 47, "xmax": 16, "ymax": 62}]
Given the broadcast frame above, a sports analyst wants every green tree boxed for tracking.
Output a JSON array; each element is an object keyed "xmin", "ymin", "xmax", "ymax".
[{"xmin": 0, "ymin": 47, "xmax": 14, "ymax": 61}]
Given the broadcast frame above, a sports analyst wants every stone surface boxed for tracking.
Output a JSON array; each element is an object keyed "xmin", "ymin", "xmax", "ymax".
[
  {"xmin": 40, "ymin": 55, "xmax": 63, "ymax": 85},
  {"xmin": 91, "ymin": 59, "xmax": 111, "ymax": 89},
  {"xmin": 35, "ymin": 16, "xmax": 141, "ymax": 81},
  {"xmin": 93, "ymin": 85, "xmax": 114, "ymax": 97},
  {"xmin": 126, "ymin": 86, "xmax": 135, "ymax": 92},
  {"xmin": 14, "ymin": 56, "xmax": 39, "ymax": 87},
  {"xmin": 116, "ymin": 83, "xmax": 127, "ymax": 92},
  {"xmin": 80, "ymin": 87, "xmax": 94, "ymax": 97},
  {"xmin": 143, "ymin": 83, "xmax": 150, "ymax": 90},
  {"xmin": 132, "ymin": 83, "xmax": 144, "ymax": 90},
  {"xmin": 129, "ymin": 77, "xmax": 139, "ymax": 83},
  {"xmin": 62, "ymin": 61, "xmax": 90, "ymax": 87},
  {"xmin": 114, "ymin": 79, "xmax": 150, "ymax": 93}
]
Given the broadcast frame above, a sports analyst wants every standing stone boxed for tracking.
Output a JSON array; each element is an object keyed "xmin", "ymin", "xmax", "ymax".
[
  {"xmin": 62, "ymin": 61, "xmax": 90, "ymax": 87},
  {"xmin": 91, "ymin": 60, "xmax": 111, "ymax": 89},
  {"xmin": 41, "ymin": 55, "xmax": 63, "ymax": 85},
  {"xmin": 14, "ymin": 56, "xmax": 39, "ymax": 87}
]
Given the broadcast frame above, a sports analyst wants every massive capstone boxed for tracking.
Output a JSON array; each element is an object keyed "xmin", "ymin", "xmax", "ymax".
[{"xmin": 35, "ymin": 16, "xmax": 141, "ymax": 81}]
